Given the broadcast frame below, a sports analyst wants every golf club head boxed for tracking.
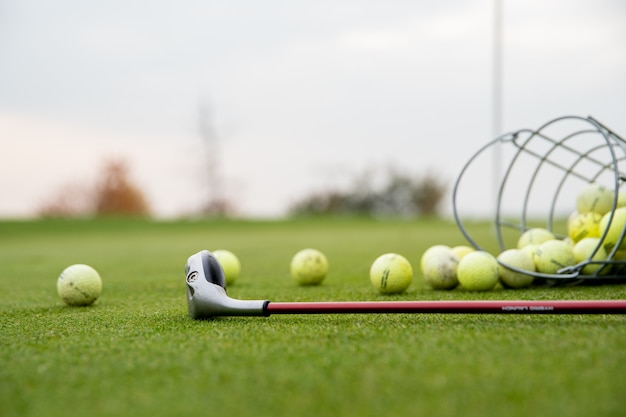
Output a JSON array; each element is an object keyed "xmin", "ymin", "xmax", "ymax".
[{"xmin": 185, "ymin": 250, "xmax": 268, "ymax": 319}]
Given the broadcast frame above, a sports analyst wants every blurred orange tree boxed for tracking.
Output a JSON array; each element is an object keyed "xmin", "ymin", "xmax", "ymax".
[
  {"xmin": 92, "ymin": 159, "xmax": 150, "ymax": 216},
  {"xmin": 39, "ymin": 158, "xmax": 151, "ymax": 218}
]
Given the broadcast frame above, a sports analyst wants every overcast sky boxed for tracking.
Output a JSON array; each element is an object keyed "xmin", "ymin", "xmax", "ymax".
[{"xmin": 1, "ymin": 0, "xmax": 624, "ymax": 218}]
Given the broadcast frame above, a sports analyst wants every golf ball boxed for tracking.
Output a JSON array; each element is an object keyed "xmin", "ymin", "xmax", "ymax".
[
  {"xmin": 370, "ymin": 253, "xmax": 413, "ymax": 294},
  {"xmin": 213, "ymin": 249, "xmax": 241, "ymax": 285},
  {"xmin": 457, "ymin": 251, "xmax": 499, "ymax": 291},
  {"xmin": 57, "ymin": 264, "xmax": 102, "ymax": 306},
  {"xmin": 290, "ymin": 248, "xmax": 329, "ymax": 285}
]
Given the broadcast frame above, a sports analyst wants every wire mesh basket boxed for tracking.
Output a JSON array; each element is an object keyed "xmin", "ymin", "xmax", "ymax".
[{"xmin": 452, "ymin": 115, "xmax": 626, "ymax": 285}]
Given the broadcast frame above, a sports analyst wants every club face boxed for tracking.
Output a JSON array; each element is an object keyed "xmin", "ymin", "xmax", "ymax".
[
  {"xmin": 186, "ymin": 250, "xmax": 226, "ymax": 318},
  {"xmin": 186, "ymin": 250, "xmax": 226, "ymax": 290}
]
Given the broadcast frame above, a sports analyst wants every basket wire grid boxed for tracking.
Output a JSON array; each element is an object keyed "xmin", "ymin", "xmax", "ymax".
[{"xmin": 452, "ymin": 115, "xmax": 626, "ymax": 285}]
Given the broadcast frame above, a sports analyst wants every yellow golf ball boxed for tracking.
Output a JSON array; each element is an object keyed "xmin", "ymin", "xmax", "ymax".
[
  {"xmin": 57, "ymin": 264, "xmax": 102, "ymax": 306},
  {"xmin": 370, "ymin": 253, "xmax": 413, "ymax": 295},
  {"xmin": 213, "ymin": 249, "xmax": 241, "ymax": 286},
  {"xmin": 290, "ymin": 248, "xmax": 329, "ymax": 285},
  {"xmin": 457, "ymin": 251, "xmax": 499, "ymax": 291}
]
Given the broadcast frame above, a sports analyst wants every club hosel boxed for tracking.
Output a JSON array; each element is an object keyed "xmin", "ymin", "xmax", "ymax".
[{"xmin": 186, "ymin": 280, "xmax": 269, "ymax": 319}]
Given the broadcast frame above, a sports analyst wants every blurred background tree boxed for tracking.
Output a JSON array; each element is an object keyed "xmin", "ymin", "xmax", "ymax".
[
  {"xmin": 39, "ymin": 158, "xmax": 151, "ymax": 218},
  {"xmin": 93, "ymin": 159, "xmax": 150, "ymax": 216},
  {"xmin": 289, "ymin": 168, "xmax": 448, "ymax": 218}
]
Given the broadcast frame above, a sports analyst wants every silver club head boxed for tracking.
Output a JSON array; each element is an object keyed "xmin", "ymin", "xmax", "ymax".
[{"xmin": 185, "ymin": 250, "xmax": 268, "ymax": 319}]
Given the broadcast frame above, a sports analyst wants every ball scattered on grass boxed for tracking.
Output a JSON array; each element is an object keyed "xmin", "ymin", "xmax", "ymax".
[
  {"xmin": 497, "ymin": 249, "xmax": 535, "ymax": 288},
  {"xmin": 451, "ymin": 245, "xmax": 475, "ymax": 261},
  {"xmin": 212, "ymin": 249, "xmax": 241, "ymax": 286},
  {"xmin": 290, "ymin": 248, "xmax": 329, "ymax": 285},
  {"xmin": 370, "ymin": 253, "xmax": 413, "ymax": 294},
  {"xmin": 457, "ymin": 251, "xmax": 499, "ymax": 291},
  {"xmin": 421, "ymin": 248, "xmax": 459, "ymax": 290},
  {"xmin": 420, "ymin": 245, "xmax": 451, "ymax": 271},
  {"xmin": 533, "ymin": 240, "xmax": 576, "ymax": 274},
  {"xmin": 57, "ymin": 264, "xmax": 102, "ymax": 306}
]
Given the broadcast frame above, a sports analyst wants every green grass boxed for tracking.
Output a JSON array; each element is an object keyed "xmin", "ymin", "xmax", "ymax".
[{"xmin": 1, "ymin": 217, "xmax": 625, "ymax": 417}]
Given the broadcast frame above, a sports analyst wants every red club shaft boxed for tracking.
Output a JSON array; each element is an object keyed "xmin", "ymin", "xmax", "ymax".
[{"xmin": 265, "ymin": 300, "xmax": 626, "ymax": 315}]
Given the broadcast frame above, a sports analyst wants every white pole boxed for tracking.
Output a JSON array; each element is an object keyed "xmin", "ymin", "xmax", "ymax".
[{"xmin": 492, "ymin": 0, "xmax": 503, "ymax": 210}]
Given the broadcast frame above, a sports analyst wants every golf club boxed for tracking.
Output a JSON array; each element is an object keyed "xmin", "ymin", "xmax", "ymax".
[{"xmin": 185, "ymin": 250, "xmax": 626, "ymax": 319}]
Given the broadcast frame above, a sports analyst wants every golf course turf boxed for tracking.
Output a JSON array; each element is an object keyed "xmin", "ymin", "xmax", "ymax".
[{"xmin": 1, "ymin": 217, "xmax": 625, "ymax": 417}]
